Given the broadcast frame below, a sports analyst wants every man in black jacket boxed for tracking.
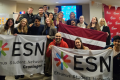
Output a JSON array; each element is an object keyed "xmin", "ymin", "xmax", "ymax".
[{"xmin": 15, "ymin": 7, "xmax": 35, "ymax": 27}]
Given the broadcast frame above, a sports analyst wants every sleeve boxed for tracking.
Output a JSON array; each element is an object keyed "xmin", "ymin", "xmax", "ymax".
[
  {"xmin": 49, "ymin": 28, "xmax": 57, "ymax": 40},
  {"xmin": 0, "ymin": 25, "xmax": 4, "ymax": 34},
  {"xmin": 64, "ymin": 42, "xmax": 69, "ymax": 48},
  {"xmin": 46, "ymin": 42, "xmax": 53, "ymax": 57},
  {"xmin": 15, "ymin": 15, "xmax": 24, "ymax": 24}
]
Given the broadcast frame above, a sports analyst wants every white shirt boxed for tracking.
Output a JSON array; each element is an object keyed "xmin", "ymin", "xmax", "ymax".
[
  {"xmin": 100, "ymin": 26, "xmax": 103, "ymax": 31},
  {"xmin": 113, "ymin": 46, "xmax": 120, "ymax": 57},
  {"xmin": 77, "ymin": 22, "xmax": 86, "ymax": 28}
]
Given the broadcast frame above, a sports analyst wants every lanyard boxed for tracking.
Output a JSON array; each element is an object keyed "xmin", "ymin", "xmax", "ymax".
[{"xmin": 7, "ymin": 29, "xmax": 11, "ymax": 35}]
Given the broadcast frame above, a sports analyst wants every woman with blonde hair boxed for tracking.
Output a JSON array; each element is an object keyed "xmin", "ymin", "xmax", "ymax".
[
  {"xmin": 54, "ymin": 11, "xmax": 65, "ymax": 29},
  {"xmin": 87, "ymin": 17, "xmax": 101, "ymax": 31},
  {"xmin": 14, "ymin": 18, "xmax": 28, "ymax": 35},
  {"xmin": 14, "ymin": 18, "xmax": 28, "ymax": 79},
  {"xmin": 43, "ymin": 17, "xmax": 57, "ymax": 76},
  {"xmin": 99, "ymin": 18, "xmax": 111, "ymax": 45}
]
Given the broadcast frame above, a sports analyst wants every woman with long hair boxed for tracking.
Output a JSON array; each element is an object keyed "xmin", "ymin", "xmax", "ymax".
[
  {"xmin": 66, "ymin": 12, "xmax": 79, "ymax": 26},
  {"xmin": 0, "ymin": 18, "xmax": 14, "ymax": 35},
  {"xmin": 87, "ymin": 17, "xmax": 101, "ymax": 31},
  {"xmin": 74, "ymin": 37, "xmax": 89, "ymax": 50},
  {"xmin": 99, "ymin": 18, "xmax": 111, "ymax": 45},
  {"xmin": 0, "ymin": 18, "xmax": 14, "ymax": 80},
  {"xmin": 14, "ymin": 18, "xmax": 28, "ymax": 79},
  {"xmin": 43, "ymin": 18, "xmax": 57, "ymax": 76},
  {"xmin": 54, "ymin": 11, "xmax": 65, "ymax": 29},
  {"xmin": 14, "ymin": 18, "xmax": 28, "ymax": 35}
]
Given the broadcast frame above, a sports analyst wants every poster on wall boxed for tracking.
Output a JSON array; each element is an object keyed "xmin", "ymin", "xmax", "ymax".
[
  {"xmin": 0, "ymin": 14, "xmax": 9, "ymax": 27},
  {"xmin": 104, "ymin": 5, "xmax": 120, "ymax": 39}
]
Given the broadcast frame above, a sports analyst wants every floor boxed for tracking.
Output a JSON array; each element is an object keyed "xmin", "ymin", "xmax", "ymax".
[{"xmin": 5, "ymin": 74, "xmax": 51, "ymax": 80}]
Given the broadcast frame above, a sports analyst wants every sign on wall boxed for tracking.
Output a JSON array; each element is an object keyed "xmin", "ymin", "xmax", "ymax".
[{"xmin": 104, "ymin": 5, "xmax": 120, "ymax": 39}]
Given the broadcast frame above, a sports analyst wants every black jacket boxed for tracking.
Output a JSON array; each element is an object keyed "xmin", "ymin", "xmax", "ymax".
[
  {"xmin": 15, "ymin": 12, "xmax": 35, "ymax": 26},
  {"xmin": 27, "ymin": 25, "xmax": 44, "ymax": 35},
  {"xmin": 102, "ymin": 26, "xmax": 111, "ymax": 45}
]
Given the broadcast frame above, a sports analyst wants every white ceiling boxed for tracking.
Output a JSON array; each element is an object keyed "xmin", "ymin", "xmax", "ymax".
[
  {"xmin": 7, "ymin": 0, "xmax": 90, "ymax": 5},
  {"xmin": 5, "ymin": 0, "xmax": 120, "ymax": 6}
]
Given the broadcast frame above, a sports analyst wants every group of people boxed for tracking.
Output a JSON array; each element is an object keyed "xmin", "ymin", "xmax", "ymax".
[{"xmin": 0, "ymin": 5, "xmax": 119, "ymax": 80}]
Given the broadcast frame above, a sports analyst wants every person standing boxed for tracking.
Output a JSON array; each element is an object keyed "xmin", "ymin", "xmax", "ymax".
[
  {"xmin": 0, "ymin": 18, "xmax": 14, "ymax": 80},
  {"xmin": 28, "ymin": 16, "xmax": 44, "ymax": 35},
  {"xmin": 54, "ymin": 12, "xmax": 65, "ymax": 29},
  {"xmin": 66, "ymin": 12, "xmax": 79, "ymax": 26},
  {"xmin": 99, "ymin": 18, "xmax": 111, "ymax": 45},
  {"xmin": 87, "ymin": 17, "xmax": 101, "ymax": 31},
  {"xmin": 15, "ymin": 7, "xmax": 35, "ymax": 27},
  {"xmin": 45, "ymin": 33, "xmax": 68, "ymax": 76},
  {"xmin": 103, "ymin": 35, "xmax": 120, "ymax": 80},
  {"xmin": 77, "ymin": 16, "xmax": 88, "ymax": 28},
  {"xmin": 14, "ymin": 18, "xmax": 28, "ymax": 79},
  {"xmin": 53, "ymin": 7, "xmax": 59, "ymax": 21},
  {"xmin": 43, "ymin": 5, "xmax": 49, "ymax": 18},
  {"xmin": 36, "ymin": 7, "xmax": 48, "ymax": 25}
]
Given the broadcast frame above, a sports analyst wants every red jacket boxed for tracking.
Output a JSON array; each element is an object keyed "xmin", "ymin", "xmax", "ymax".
[{"xmin": 46, "ymin": 39, "xmax": 69, "ymax": 57}]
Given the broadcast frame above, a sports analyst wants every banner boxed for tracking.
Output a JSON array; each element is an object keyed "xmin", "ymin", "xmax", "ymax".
[
  {"xmin": 58, "ymin": 23, "xmax": 107, "ymax": 50},
  {"xmin": 104, "ymin": 5, "xmax": 120, "ymax": 39},
  {"xmin": 0, "ymin": 35, "xmax": 46, "ymax": 75},
  {"xmin": 52, "ymin": 46, "xmax": 113, "ymax": 80}
]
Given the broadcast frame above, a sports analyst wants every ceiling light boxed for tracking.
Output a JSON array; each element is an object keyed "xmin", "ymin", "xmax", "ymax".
[
  {"xmin": 56, "ymin": 2, "xmax": 59, "ymax": 3},
  {"xmin": 28, "ymin": 0, "xmax": 32, "ymax": 1}
]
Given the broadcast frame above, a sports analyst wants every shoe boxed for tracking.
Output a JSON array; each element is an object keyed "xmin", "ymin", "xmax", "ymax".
[
  {"xmin": 15, "ymin": 76, "xmax": 20, "ymax": 79},
  {"xmin": 21, "ymin": 75, "xmax": 24, "ymax": 78}
]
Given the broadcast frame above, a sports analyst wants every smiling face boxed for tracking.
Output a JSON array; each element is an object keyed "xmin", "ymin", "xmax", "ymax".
[
  {"xmin": 113, "ymin": 39, "xmax": 120, "ymax": 48},
  {"xmin": 35, "ymin": 19, "xmax": 40, "ymax": 26},
  {"xmin": 58, "ymin": 13, "xmax": 63, "ymax": 19},
  {"xmin": 54, "ymin": 7, "xmax": 58, "ymax": 13},
  {"xmin": 75, "ymin": 39, "xmax": 82, "ymax": 49},
  {"xmin": 49, "ymin": 13, "xmax": 53, "ymax": 19},
  {"xmin": 39, "ymin": 8, "xmax": 44, "ymax": 15},
  {"xmin": 71, "ymin": 20, "xmax": 76, "ymax": 26},
  {"xmin": 46, "ymin": 18, "xmax": 50, "ymax": 24},
  {"xmin": 79, "ymin": 16, "xmax": 84, "ymax": 23},
  {"xmin": 100, "ymin": 19, "xmax": 105, "ymax": 26},
  {"xmin": 27, "ymin": 8, "xmax": 33, "ymax": 14},
  {"xmin": 70, "ymin": 12, "xmax": 75, "ymax": 19},
  {"xmin": 55, "ymin": 33, "xmax": 62, "ymax": 43},
  {"xmin": 8, "ymin": 20, "xmax": 13, "ymax": 27},
  {"xmin": 21, "ymin": 19, "xmax": 27, "ymax": 27}
]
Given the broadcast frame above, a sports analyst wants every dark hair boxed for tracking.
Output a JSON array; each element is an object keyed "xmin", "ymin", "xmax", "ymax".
[
  {"xmin": 35, "ymin": 16, "xmax": 41, "ymax": 21},
  {"xmin": 87, "ymin": 17, "xmax": 101, "ymax": 31},
  {"xmin": 113, "ymin": 35, "xmax": 120, "ymax": 41},
  {"xmin": 74, "ymin": 37, "xmax": 84, "ymax": 49},
  {"xmin": 49, "ymin": 12, "xmax": 54, "ymax": 20},
  {"xmin": 43, "ymin": 5, "xmax": 47, "ymax": 7},
  {"xmin": 4, "ymin": 18, "xmax": 14, "ymax": 34},
  {"xmin": 39, "ymin": 7, "xmax": 43, "ymax": 9}
]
